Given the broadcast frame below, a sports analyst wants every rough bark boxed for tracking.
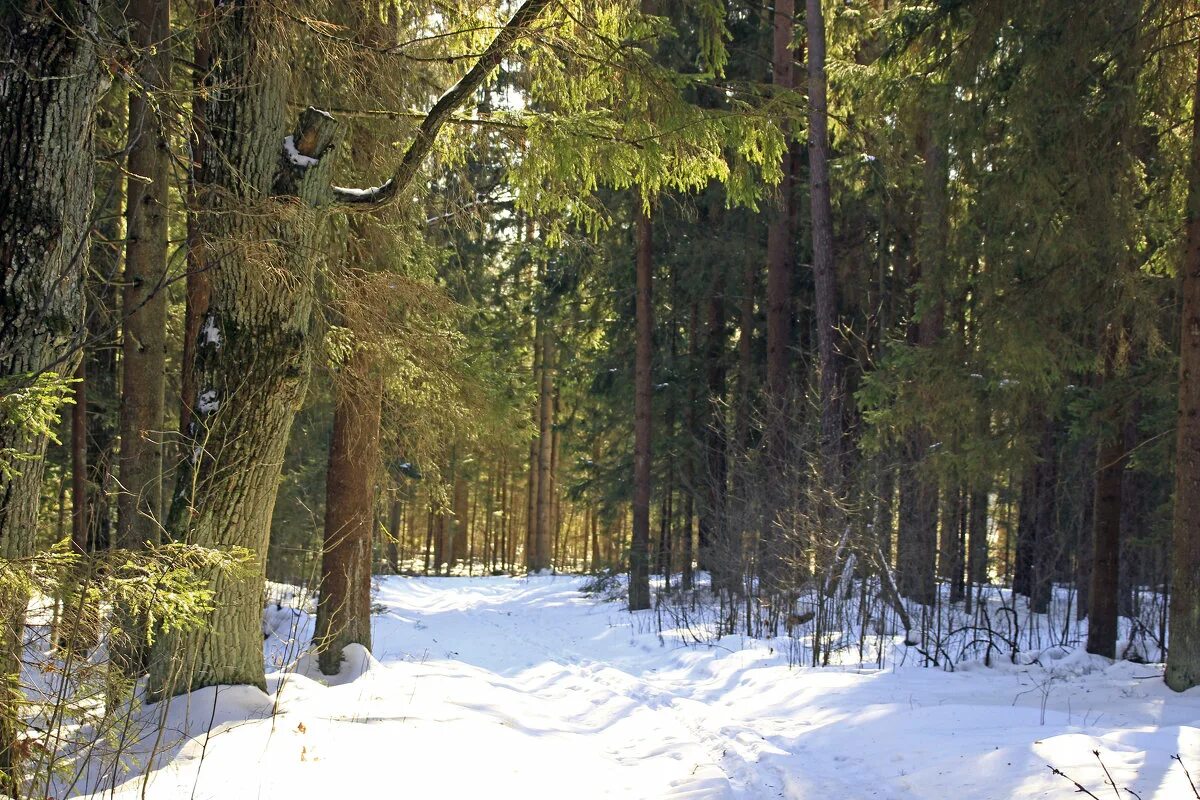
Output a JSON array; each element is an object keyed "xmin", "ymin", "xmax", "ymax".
[
  {"xmin": 147, "ymin": 3, "xmax": 339, "ymax": 697},
  {"xmin": 1168, "ymin": 39, "xmax": 1200, "ymax": 690},
  {"xmin": 314, "ymin": 357, "xmax": 381, "ymax": 675},
  {"xmin": 0, "ymin": 1, "xmax": 99, "ymax": 788},
  {"xmin": 630, "ymin": 200, "xmax": 654, "ymax": 611},
  {"xmin": 118, "ymin": 0, "xmax": 171, "ymax": 551}
]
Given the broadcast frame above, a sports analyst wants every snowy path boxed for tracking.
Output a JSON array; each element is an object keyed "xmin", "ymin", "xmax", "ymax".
[{"xmin": 95, "ymin": 576, "xmax": 1200, "ymax": 799}]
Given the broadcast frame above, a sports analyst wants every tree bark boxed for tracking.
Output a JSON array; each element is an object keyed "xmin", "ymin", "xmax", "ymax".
[
  {"xmin": 526, "ymin": 308, "xmax": 542, "ymax": 570},
  {"xmin": 761, "ymin": 0, "xmax": 798, "ymax": 590},
  {"xmin": 533, "ymin": 326, "xmax": 554, "ymax": 571},
  {"xmin": 0, "ymin": 2, "xmax": 99, "ymax": 788},
  {"xmin": 805, "ymin": 0, "xmax": 844, "ymax": 489},
  {"xmin": 700, "ymin": 274, "xmax": 730, "ymax": 590},
  {"xmin": 1087, "ymin": 406, "xmax": 1126, "ymax": 658},
  {"xmin": 630, "ymin": 199, "xmax": 654, "ymax": 611},
  {"xmin": 118, "ymin": 0, "xmax": 172, "ymax": 552},
  {"xmin": 147, "ymin": 2, "xmax": 340, "ymax": 697},
  {"xmin": 1167, "ymin": 38, "xmax": 1200, "ymax": 691},
  {"xmin": 314, "ymin": 357, "xmax": 381, "ymax": 675},
  {"xmin": 180, "ymin": 11, "xmax": 212, "ymax": 442}
]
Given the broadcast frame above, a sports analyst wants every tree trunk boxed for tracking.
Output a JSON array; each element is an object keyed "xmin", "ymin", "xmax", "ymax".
[
  {"xmin": 1168, "ymin": 38, "xmax": 1200, "ymax": 691},
  {"xmin": 533, "ymin": 326, "xmax": 554, "ymax": 571},
  {"xmin": 526, "ymin": 314, "xmax": 542, "ymax": 570},
  {"xmin": 761, "ymin": 0, "xmax": 798, "ymax": 591},
  {"xmin": 387, "ymin": 496, "xmax": 402, "ymax": 573},
  {"xmin": 452, "ymin": 460, "xmax": 470, "ymax": 568},
  {"xmin": 966, "ymin": 486, "xmax": 989, "ymax": 611},
  {"xmin": 148, "ymin": 2, "xmax": 340, "ymax": 697},
  {"xmin": 180, "ymin": 15, "xmax": 212, "ymax": 442},
  {"xmin": 118, "ymin": 0, "xmax": 172, "ymax": 552},
  {"xmin": 701, "ymin": 275, "xmax": 730, "ymax": 590},
  {"xmin": 0, "ymin": 2, "xmax": 98, "ymax": 788},
  {"xmin": 630, "ymin": 199, "xmax": 654, "ymax": 611},
  {"xmin": 1087, "ymin": 408, "xmax": 1126, "ymax": 658},
  {"xmin": 805, "ymin": 0, "xmax": 844, "ymax": 488},
  {"xmin": 314, "ymin": 359, "xmax": 382, "ymax": 675}
]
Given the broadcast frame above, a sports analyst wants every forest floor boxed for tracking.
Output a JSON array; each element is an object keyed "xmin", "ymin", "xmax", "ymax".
[{"xmin": 86, "ymin": 575, "xmax": 1200, "ymax": 799}]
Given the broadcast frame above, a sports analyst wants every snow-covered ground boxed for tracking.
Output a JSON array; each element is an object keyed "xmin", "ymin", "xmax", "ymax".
[{"xmin": 85, "ymin": 575, "xmax": 1200, "ymax": 799}]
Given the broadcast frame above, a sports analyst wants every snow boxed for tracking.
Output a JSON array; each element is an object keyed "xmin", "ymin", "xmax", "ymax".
[
  {"xmin": 81, "ymin": 575, "xmax": 1200, "ymax": 799},
  {"xmin": 200, "ymin": 315, "xmax": 221, "ymax": 347},
  {"xmin": 282, "ymin": 135, "xmax": 318, "ymax": 168},
  {"xmin": 332, "ymin": 178, "xmax": 394, "ymax": 200},
  {"xmin": 196, "ymin": 389, "xmax": 219, "ymax": 414}
]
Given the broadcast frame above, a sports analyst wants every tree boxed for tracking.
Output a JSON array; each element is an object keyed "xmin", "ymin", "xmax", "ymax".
[
  {"xmin": 0, "ymin": 0, "xmax": 100, "ymax": 787},
  {"xmin": 117, "ymin": 0, "xmax": 172, "ymax": 555},
  {"xmin": 629, "ymin": 199, "xmax": 654, "ymax": 611},
  {"xmin": 151, "ymin": 0, "xmax": 555, "ymax": 698},
  {"xmin": 1166, "ymin": 37, "xmax": 1200, "ymax": 692}
]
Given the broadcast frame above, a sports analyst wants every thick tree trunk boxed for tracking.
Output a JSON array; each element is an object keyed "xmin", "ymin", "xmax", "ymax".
[
  {"xmin": 148, "ymin": 2, "xmax": 339, "ymax": 697},
  {"xmin": 314, "ymin": 359, "xmax": 381, "ymax": 675},
  {"xmin": 1167, "ymin": 40, "xmax": 1200, "ymax": 692},
  {"xmin": 630, "ymin": 200, "xmax": 654, "ymax": 611},
  {"xmin": 118, "ymin": 0, "xmax": 172, "ymax": 552},
  {"xmin": 0, "ymin": 2, "xmax": 98, "ymax": 788}
]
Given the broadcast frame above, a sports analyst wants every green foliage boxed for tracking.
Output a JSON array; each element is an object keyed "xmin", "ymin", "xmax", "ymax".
[{"xmin": 0, "ymin": 372, "xmax": 74, "ymax": 479}]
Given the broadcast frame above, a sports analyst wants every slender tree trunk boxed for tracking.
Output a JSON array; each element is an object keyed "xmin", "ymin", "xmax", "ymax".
[
  {"xmin": 805, "ymin": 0, "xmax": 844, "ymax": 488},
  {"xmin": 701, "ymin": 276, "xmax": 730, "ymax": 590},
  {"xmin": 761, "ymin": 0, "xmax": 798, "ymax": 591},
  {"xmin": 118, "ymin": 0, "xmax": 172, "ymax": 552},
  {"xmin": 1167, "ymin": 38, "xmax": 1200, "ymax": 691},
  {"xmin": 387, "ymin": 496, "xmax": 402, "ymax": 573},
  {"xmin": 314, "ymin": 361, "xmax": 382, "ymax": 675},
  {"xmin": 1088, "ymin": 405, "xmax": 1126, "ymax": 658},
  {"xmin": 630, "ymin": 199, "xmax": 654, "ymax": 611},
  {"xmin": 895, "ymin": 114, "xmax": 947, "ymax": 606},
  {"xmin": 180, "ymin": 15, "xmax": 212, "ymax": 441},
  {"xmin": 147, "ymin": 1, "xmax": 340, "ymax": 696},
  {"xmin": 0, "ymin": 2, "xmax": 99, "ymax": 788},
  {"xmin": 533, "ymin": 326, "xmax": 555, "ymax": 571},
  {"xmin": 966, "ymin": 486, "xmax": 989, "ymax": 611},
  {"xmin": 526, "ymin": 317, "xmax": 542, "ymax": 570},
  {"xmin": 452, "ymin": 460, "xmax": 470, "ymax": 568}
]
